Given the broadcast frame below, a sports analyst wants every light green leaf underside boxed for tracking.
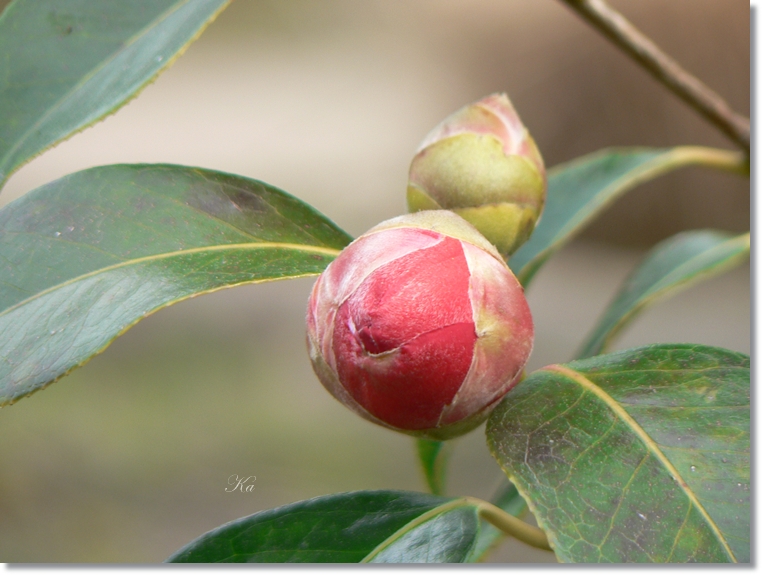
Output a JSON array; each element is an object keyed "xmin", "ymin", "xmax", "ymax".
[
  {"xmin": 487, "ymin": 344, "xmax": 749, "ymax": 563},
  {"xmin": 577, "ymin": 230, "xmax": 750, "ymax": 359},
  {"xmin": 509, "ymin": 146, "xmax": 748, "ymax": 286},
  {"xmin": 166, "ymin": 490, "xmax": 480, "ymax": 563},
  {"xmin": 0, "ymin": 0, "xmax": 230, "ymax": 186},
  {"xmin": 0, "ymin": 164, "xmax": 352, "ymax": 405}
]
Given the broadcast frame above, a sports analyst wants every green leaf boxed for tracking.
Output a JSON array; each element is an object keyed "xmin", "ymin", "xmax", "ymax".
[
  {"xmin": 416, "ymin": 438, "xmax": 452, "ymax": 496},
  {"xmin": 577, "ymin": 230, "xmax": 750, "ymax": 359},
  {"xmin": 0, "ymin": 164, "xmax": 352, "ymax": 406},
  {"xmin": 469, "ymin": 480, "xmax": 530, "ymax": 562},
  {"xmin": 166, "ymin": 490, "xmax": 481, "ymax": 563},
  {"xmin": 0, "ymin": 0, "xmax": 230, "ymax": 187},
  {"xmin": 487, "ymin": 344, "xmax": 750, "ymax": 563},
  {"xmin": 509, "ymin": 147, "xmax": 748, "ymax": 286}
]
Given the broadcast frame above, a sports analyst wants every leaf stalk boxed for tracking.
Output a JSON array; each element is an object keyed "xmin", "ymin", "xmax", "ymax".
[{"xmin": 463, "ymin": 496, "xmax": 552, "ymax": 552}]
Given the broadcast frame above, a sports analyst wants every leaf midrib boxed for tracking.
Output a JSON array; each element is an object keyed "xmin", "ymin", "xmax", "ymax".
[
  {"xmin": 360, "ymin": 498, "xmax": 471, "ymax": 562},
  {"xmin": 639, "ymin": 233, "xmax": 750, "ymax": 297},
  {"xmin": 517, "ymin": 146, "xmax": 745, "ymax": 284},
  {"xmin": 0, "ymin": 241, "xmax": 340, "ymax": 319},
  {"xmin": 589, "ymin": 234, "xmax": 750, "ymax": 355},
  {"xmin": 545, "ymin": 149, "xmax": 678, "ymax": 251},
  {"xmin": 545, "ymin": 363, "xmax": 737, "ymax": 562},
  {"xmin": 516, "ymin": 150, "xmax": 672, "ymax": 282}
]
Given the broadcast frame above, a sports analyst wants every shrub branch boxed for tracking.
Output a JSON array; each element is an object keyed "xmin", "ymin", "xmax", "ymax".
[{"xmin": 558, "ymin": 0, "xmax": 750, "ymax": 154}]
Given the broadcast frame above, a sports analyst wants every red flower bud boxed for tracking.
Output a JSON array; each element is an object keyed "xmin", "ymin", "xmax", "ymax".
[{"xmin": 306, "ymin": 211, "xmax": 533, "ymax": 440}]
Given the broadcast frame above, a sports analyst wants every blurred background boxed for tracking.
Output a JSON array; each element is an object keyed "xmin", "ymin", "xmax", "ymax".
[{"xmin": 0, "ymin": 0, "xmax": 749, "ymax": 563}]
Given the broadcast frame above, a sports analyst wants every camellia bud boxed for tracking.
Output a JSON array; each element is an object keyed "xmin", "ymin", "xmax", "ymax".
[
  {"xmin": 407, "ymin": 93, "xmax": 546, "ymax": 257},
  {"xmin": 306, "ymin": 211, "xmax": 533, "ymax": 440}
]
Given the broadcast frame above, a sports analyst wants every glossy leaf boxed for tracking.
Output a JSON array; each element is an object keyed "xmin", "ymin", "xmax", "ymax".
[
  {"xmin": 166, "ymin": 490, "xmax": 481, "ymax": 563},
  {"xmin": 0, "ymin": 164, "xmax": 352, "ymax": 405},
  {"xmin": 509, "ymin": 147, "xmax": 748, "ymax": 286},
  {"xmin": 487, "ymin": 344, "xmax": 750, "ymax": 563},
  {"xmin": 577, "ymin": 231, "xmax": 750, "ymax": 359},
  {"xmin": 0, "ymin": 0, "xmax": 230, "ymax": 186}
]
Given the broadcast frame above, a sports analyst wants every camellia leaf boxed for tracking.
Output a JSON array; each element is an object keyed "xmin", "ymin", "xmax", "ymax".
[
  {"xmin": 0, "ymin": 164, "xmax": 352, "ymax": 405},
  {"xmin": 0, "ymin": 0, "xmax": 230, "ymax": 187},
  {"xmin": 509, "ymin": 147, "xmax": 748, "ymax": 286},
  {"xmin": 487, "ymin": 344, "xmax": 750, "ymax": 563},
  {"xmin": 577, "ymin": 230, "xmax": 750, "ymax": 359},
  {"xmin": 166, "ymin": 490, "xmax": 481, "ymax": 563}
]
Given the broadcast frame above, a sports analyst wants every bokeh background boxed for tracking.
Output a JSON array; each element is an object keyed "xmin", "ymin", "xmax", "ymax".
[{"xmin": 0, "ymin": 0, "xmax": 749, "ymax": 563}]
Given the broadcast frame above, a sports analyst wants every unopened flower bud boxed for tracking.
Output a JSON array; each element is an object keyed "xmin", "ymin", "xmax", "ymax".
[
  {"xmin": 407, "ymin": 93, "xmax": 546, "ymax": 257},
  {"xmin": 306, "ymin": 211, "xmax": 533, "ymax": 440}
]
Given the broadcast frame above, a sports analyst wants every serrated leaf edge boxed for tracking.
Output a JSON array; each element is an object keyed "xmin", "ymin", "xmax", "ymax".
[
  {"xmin": 1, "ymin": 242, "xmax": 340, "ymax": 406},
  {"xmin": 1, "ymin": 269, "xmax": 326, "ymax": 407},
  {"xmin": 0, "ymin": 0, "xmax": 232, "ymax": 186}
]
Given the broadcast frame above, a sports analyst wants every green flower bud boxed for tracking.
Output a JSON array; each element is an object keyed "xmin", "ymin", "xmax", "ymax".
[{"xmin": 407, "ymin": 93, "xmax": 546, "ymax": 257}]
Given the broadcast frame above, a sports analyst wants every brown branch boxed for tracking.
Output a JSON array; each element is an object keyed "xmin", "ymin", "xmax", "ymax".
[{"xmin": 558, "ymin": 0, "xmax": 750, "ymax": 154}]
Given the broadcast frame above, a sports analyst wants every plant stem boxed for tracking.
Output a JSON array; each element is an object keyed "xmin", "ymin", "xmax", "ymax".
[
  {"xmin": 558, "ymin": 0, "xmax": 750, "ymax": 154},
  {"xmin": 416, "ymin": 438, "xmax": 451, "ymax": 495},
  {"xmin": 463, "ymin": 496, "xmax": 552, "ymax": 552}
]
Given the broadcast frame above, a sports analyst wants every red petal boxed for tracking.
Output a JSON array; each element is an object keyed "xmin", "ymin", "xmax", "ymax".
[
  {"xmin": 345, "ymin": 236, "xmax": 473, "ymax": 353},
  {"xmin": 332, "ymin": 236, "xmax": 477, "ymax": 429},
  {"xmin": 334, "ymin": 320, "xmax": 477, "ymax": 429}
]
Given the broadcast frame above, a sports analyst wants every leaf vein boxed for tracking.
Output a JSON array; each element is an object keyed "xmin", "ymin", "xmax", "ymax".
[
  {"xmin": 545, "ymin": 364, "xmax": 737, "ymax": 562},
  {"xmin": 0, "ymin": 242, "xmax": 340, "ymax": 320}
]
